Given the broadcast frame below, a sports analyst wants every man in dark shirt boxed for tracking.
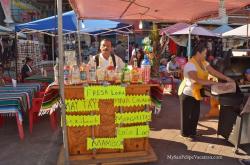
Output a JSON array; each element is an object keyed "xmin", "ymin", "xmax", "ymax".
[{"xmin": 21, "ymin": 57, "xmax": 34, "ymax": 81}]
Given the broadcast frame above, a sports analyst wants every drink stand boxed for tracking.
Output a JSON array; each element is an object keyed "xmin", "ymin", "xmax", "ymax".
[{"xmin": 57, "ymin": 84, "xmax": 158, "ymax": 164}]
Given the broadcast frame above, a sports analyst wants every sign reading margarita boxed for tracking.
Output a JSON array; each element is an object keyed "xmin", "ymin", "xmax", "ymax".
[
  {"xmin": 114, "ymin": 95, "xmax": 151, "ymax": 107},
  {"xmin": 115, "ymin": 111, "xmax": 152, "ymax": 124},
  {"xmin": 117, "ymin": 125, "xmax": 150, "ymax": 139},
  {"xmin": 65, "ymin": 99, "xmax": 99, "ymax": 112},
  {"xmin": 84, "ymin": 86, "xmax": 126, "ymax": 99},
  {"xmin": 87, "ymin": 137, "xmax": 123, "ymax": 150},
  {"xmin": 66, "ymin": 115, "xmax": 100, "ymax": 127}
]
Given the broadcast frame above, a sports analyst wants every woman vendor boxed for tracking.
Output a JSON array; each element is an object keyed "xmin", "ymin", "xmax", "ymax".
[{"xmin": 178, "ymin": 41, "xmax": 233, "ymax": 140}]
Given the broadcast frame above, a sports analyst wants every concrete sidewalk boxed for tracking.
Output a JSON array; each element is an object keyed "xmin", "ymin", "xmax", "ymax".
[
  {"xmin": 139, "ymin": 95, "xmax": 250, "ymax": 165},
  {"xmin": 0, "ymin": 96, "xmax": 249, "ymax": 165}
]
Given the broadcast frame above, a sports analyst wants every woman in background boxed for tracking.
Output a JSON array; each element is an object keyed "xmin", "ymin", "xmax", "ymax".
[{"xmin": 129, "ymin": 48, "xmax": 144, "ymax": 67}]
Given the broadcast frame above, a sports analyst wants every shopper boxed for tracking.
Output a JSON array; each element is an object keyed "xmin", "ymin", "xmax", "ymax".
[{"xmin": 178, "ymin": 41, "xmax": 233, "ymax": 139}]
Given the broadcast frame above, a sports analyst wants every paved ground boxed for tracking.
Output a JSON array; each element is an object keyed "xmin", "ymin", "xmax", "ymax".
[{"xmin": 0, "ymin": 95, "xmax": 249, "ymax": 165}]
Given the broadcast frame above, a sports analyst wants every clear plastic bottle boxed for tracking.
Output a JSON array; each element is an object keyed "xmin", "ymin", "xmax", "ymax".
[
  {"xmin": 54, "ymin": 58, "xmax": 59, "ymax": 84},
  {"xmin": 141, "ymin": 55, "xmax": 151, "ymax": 83},
  {"xmin": 64, "ymin": 65, "xmax": 71, "ymax": 85},
  {"xmin": 79, "ymin": 63, "xmax": 88, "ymax": 83},
  {"xmin": 71, "ymin": 64, "xmax": 80, "ymax": 84},
  {"xmin": 133, "ymin": 57, "xmax": 138, "ymax": 68},
  {"xmin": 89, "ymin": 63, "xmax": 96, "ymax": 82}
]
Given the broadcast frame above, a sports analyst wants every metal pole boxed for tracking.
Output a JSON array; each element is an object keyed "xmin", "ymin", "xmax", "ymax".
[
  {"xmin": 57, "ymin": 0, "xmax": 69, "ymax": 164},
  {"xmin": 187, "ymin": 26, "xmax": 192, "ymax": 58},
  {"xmin": 52, "ymin": 36, "xmax": 55, "ymax": 65},
  {"xmin": 15, "ymin": 33, "xmax": 18, "ymax": 81},
  {"xmin": 127, "ymin": 34, "xmax": 130, "ymax": 62},
  {"xmin": 77, "ymin": 18, "xmax": 82, "ymax": 63},
  {"xmin": 247, "ymin": 13, "xmax": 249, "ymax": 49}
]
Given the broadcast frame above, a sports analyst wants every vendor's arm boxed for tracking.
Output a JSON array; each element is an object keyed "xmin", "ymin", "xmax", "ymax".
[
  {"xmin": 129, "ymin": 55, "xmax": 135, "ymax": 65},
  {"xmin": 188, "ymin": 71, "xmax": 218, "ymax": 86},
  {"xmin": 206, "ymin": 65, "xmax": 234, "ymax": 82}
]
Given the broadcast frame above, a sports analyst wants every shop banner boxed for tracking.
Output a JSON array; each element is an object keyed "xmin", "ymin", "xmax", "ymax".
[
  {"xmin": 117, "ymin": 125, "xmax": 150, "ymax": 139},
  {"xmin": 65, "ymin": 99, "xmax": 99, "ymax": 112},
  {"xmin": 87, "ymin": 137, "xmax": 123, "ymax": 150},
  {"xmin": 84, "ymin": 86, "xmax": 125, "ymax": 99},
  {"xmin": 66, "ymin": 115, "xmax": 100, "ymax": 127},
  {"xmin": 114, "ymin": 95, "xmax": 151, "ymax": 107},
  {"xmin": 115, "ymin": 111, "xmax": 152, "ymax": 124}
]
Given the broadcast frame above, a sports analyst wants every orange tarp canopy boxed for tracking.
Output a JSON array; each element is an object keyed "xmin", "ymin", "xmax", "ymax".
[{"xmin": 69, "ymin": 0, "xmax": 250, "ymax": 22}]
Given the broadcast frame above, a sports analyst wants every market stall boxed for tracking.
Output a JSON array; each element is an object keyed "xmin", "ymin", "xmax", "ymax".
[{"xmin": 58, "ymin": 0, "xmax": 250, "ymax": 164}]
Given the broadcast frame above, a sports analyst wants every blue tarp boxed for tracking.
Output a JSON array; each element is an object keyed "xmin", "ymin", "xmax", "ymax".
[
  {"xmin": 15, "ymin": 11, "xmax": 131, "ymax": 35},
  {"xmin": 212, "ymin": 24, "xmax": 233, "ymax": 35}
]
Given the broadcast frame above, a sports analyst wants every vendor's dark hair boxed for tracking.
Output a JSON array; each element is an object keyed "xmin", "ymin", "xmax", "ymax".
[
  {"xmin": 192, "ymin": 41, "xmax": 207, "ymax": 56},
  {"xmin": 100, "ymin": 38, "xmax": 112, "ymax": 44},
  {"xmin": 25, "ymin": 57, "xmax": 33, "ymax": 63}
]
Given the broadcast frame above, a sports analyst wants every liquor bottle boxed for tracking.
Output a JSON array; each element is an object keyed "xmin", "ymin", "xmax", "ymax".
[{"xmin": 121, "ymin": 64, "xmax": 130, "ymax": 83}]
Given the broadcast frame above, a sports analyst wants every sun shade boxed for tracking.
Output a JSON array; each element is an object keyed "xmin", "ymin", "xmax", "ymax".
[
  {"xmin": 15, "ymin": 11, "xmax": 132, "ymax": 35},
  {"xmin": 222, "ymin": 24, "xmax": 250, "ymax": 37},
  {"xmin": 69, "ymin": 0, "xmax": 250, "ymax": 22}
]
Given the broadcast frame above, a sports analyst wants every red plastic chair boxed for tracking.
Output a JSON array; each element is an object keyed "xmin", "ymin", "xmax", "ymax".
[
  {"xmin": 0, "ymin": 110, "xmax": 24, "ymax": 140},
  {"xmin": 35, "ymin": 91, "xmax": 45, "ymax": 98},
  {"xmin": 29, "ymin": 98, "xmax": 58, "ymax": 134},
  {"xmin": 3, "ymin": 77, "xmax": 12, "ymax": 83},
  {"xmin": 0, "ymin": 116, "xmax": 4, "ymax": 127}
]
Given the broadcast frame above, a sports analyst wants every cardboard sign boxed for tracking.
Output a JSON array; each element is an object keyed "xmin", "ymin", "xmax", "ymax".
[
  {"xmin": 114, "ymin": 95, "xmax": 151, "ymax": 107},
  {"xmin": 115, "ymin": 111, "xmax": 152, "ymax": 124},
  {"xmin": 66, "ymin": 115, "xmax": 100, "ymax": 127},
  {"xmin": 87, "ymin": 137, "xmax": 123, "ymax": 150},
  {"xmin": 84, "ymin": 86, "xmax": 125, "ymax": 99},
  {"xmin": 65, "ymin": 99, "xmax": 99, "ymax": 112},
  {"xmin": 117, "ymin": 125, "xmax": 150, "ymax": 139}
]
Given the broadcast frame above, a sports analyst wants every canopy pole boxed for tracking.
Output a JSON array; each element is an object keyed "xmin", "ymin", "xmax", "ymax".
[
  {"xmin": 57, "ymin": 0, "xmax": 69, "ymax": 164},
  {"xmin": 247, "ymin": 13, "xmax": 249, "ymax": 49},
  {"xmin": 15, "ymin": 33, "xmax": 18, "ymax": 81},
  {"xmin": 127, "ymin": 34, "xmax": 130, "ymax": 63},
  {"xmin": 77, "ymin": 18, "xmax": 82, "ymax": 63},
  {"xmin": 52, "ymin": 35, "xmax": 55, "ymax": 65},
  {"xmin": 187, "ymin": 26, "xmax": 192, "ymax": 59}
]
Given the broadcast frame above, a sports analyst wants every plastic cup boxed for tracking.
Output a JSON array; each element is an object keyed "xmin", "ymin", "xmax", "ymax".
[{"xmin": 12, "ymin": 79, "xmax": 17, "ymax": 88}]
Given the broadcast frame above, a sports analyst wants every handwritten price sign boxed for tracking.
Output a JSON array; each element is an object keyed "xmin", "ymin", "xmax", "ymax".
[
  {"xmin": 84, "ymin": 86, "xmax": 125, "ymax": 99},
  {"xmin": 87, "ymin": 137, "xmax": 123, "ymax": 150},
  {"xmin": 117, "ymin": 125, "xmax": 150, "ymax": 139},
  {"xmin": 115, "ymin": 111, "xmax": 152, "ymax": 124},
  {"xmin": 114, "ymin": 95, "xmax": 151, "ymax": 107},
  {"xmin": 65, "ymin": 99, "xmax": 99, "ymax": 112},
  {"xmin": 66, "ymin": 115, "xmax": 100, "ymax": 127}
]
